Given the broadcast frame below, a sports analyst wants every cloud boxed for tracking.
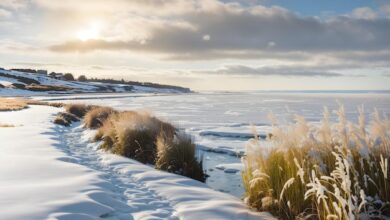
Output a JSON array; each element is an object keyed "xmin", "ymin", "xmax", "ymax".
[
  {"xmin": 12, "ymin": 62, "xmax": 65, "ymax": 67},
  {"xmin": 32, "ymin": 0, "xmax": 196, "ymax": 16},
  {"xmin": 193, "ymin": 65, "xmax": 348, "ymax": 77},
  {"xmin": 0, "ymin": 8, "xmax": 12, "ymax": 19},
  {"xmin": 383, "ymin": 72, "xmax": 390, "ymax": 77},
  {"xmin": 0, "ymin": 0, "xmax": 27, "ymax": 10},
  {"xmin": 350, "ymin": 7, "xmax": 378, "ymax": 20},
  {"xmin": 380, "ymin": 4, "xmax": 390, "ymax": 16},
  {"xmin": 46, "ymin": 2, "xmax": 390, "ymax": 62}
]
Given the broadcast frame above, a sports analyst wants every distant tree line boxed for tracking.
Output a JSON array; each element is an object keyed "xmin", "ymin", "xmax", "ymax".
[
  {"xmin": 11, "ymin": 68, "xmax": 38, "ymax": 73},
  {"xmin": 86, "ymin": 77, "xmax": 191, "ymax": 92}
]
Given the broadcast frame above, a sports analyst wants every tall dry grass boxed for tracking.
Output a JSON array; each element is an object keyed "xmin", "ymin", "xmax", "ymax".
[
  {"xmin": 242, "ymin": 106, "xmax": 390, "ymax": 219},
  {"xmin": 156, "ymin": 132, "xmax": 206, "ymax": 182},
  {"xmin": 64, "ymin": 104, "xmax": 95, "ymax": 118},
  {"xmin": 84, "ymin": 106, "xmax": 117, "ymax": 129},
  {"xmin": 94, "ymin": 110, "xmax": 206, "ymax": 181},
  {"xmin": 96, "ymin": 111, "xmax": 176, "ymax": 164}
]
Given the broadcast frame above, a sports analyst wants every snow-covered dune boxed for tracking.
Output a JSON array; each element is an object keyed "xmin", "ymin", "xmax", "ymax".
[
  {"xmin": 0, "ymin": 105, "xmax": 272, "ymax": 219},
  {"xmin": 0, "ymin": 69, "xmax": 190, "ymax": 96}
]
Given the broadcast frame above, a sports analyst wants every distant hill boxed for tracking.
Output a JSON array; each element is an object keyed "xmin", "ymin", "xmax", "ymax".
[{"xmin": 0, "ymin": 68, "xmax": 191, "ymax": 96}]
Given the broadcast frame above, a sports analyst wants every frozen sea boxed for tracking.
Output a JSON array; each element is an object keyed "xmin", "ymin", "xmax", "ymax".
[{"xmin": 38, "ymin": 91, "xmax": 390, "ymax": 198}]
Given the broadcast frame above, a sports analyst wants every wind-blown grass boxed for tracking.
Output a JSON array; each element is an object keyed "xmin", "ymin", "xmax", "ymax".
[{"xmin": 242, "ymin": 106, "xmax": 390, "ymax": 219}]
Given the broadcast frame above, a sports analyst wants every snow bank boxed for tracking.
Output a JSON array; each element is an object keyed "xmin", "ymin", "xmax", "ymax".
[
  {"xmin": 0, "ymin": 106, "xmax": 122, "ymax": 219},
  {"xmin": 0, "ymin": 105, "xmax": 273, "ymax": 219},
  {"xmin": 98, "ymin": 153, "xmax": 272, "ymax": 220}
]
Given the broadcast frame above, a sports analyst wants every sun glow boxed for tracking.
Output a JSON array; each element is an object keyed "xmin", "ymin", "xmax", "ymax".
[{"xmin": 77, "ymin": 23, "xmax": 100, "ymax": 41}]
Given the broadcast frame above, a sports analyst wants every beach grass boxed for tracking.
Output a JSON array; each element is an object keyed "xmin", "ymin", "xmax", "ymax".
[
  {"xmin": 95, "ymin": 110, "xmax": 176, "ymax": 164},
  {"xmin": 0, "ymin": 98, "xmax": 28, "ymax": 111},
  {"xmin": 65, "ymin": 103, "xmax": 95, "ymax": 118},
  {"xmin": 89, "ymin": 107, "xmax": 206, "ymax": 181},
  {"xmin": 84, "ymin": 106, "xmax": 117, "ymax": 129},
  {"xmin": 156, "ymin": 132, "xmax": 206, "ymax": 182},
  {"xmin": 242, "ymin": 106, "xmax": 390, "ymax": 219}
]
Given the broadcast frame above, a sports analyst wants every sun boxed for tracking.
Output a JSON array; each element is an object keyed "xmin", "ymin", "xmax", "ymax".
[{"xmin": 77, "ymin": 23, "xmax": 100, "ymax": 41}]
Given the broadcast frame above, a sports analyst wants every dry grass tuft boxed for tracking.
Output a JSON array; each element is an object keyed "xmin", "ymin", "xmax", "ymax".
[
  {"xmin": 94, "ymin": 110, "xmax": 206, "ymax": 181},
  {"xmin": 242, "ymin": 106, "xmax": 390, "ymax": 219},
  {"xmin": 84, "ymin": 107, "xmax": 117, "ymax": 129},
  {"xmin": 0, "ymin": 123, "xmax": 15, "ymax": 127},
  {"xmin": 0, "ymin": 98, "xmax": 28, "ymax": 111},
  {"xmin": 0, "ymin": 98, "xmax": 63, "ymax": 111},
  {"xmin": 65, "ymin": 104, "xmax": 95, "ymax": 118},
  {"xmin": 156, "ymin": 132, "xmax": 206, "ymax": 182},
  {"xmin": 96, "ymin": 111, "xmax": 176, "ymax": 164},
  {"xmin": 53, "ymin": 112, "xmax": 79, "ymax": 126}
]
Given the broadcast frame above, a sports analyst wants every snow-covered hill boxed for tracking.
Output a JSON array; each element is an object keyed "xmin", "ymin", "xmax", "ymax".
[{"xmin": 0, "ymin": 69, "xmax": 190, "ymax": 96}]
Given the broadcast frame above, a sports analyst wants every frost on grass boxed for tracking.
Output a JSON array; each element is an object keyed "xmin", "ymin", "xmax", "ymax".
[{"xmin": 242, "ymin": 105, "xmax": 390, "ymax": 219}]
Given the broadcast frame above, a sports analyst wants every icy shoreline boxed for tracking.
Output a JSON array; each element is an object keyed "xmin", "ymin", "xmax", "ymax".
[{"xmin": 0, "ymin": 105, "xmax": 272, "ymax": 219}]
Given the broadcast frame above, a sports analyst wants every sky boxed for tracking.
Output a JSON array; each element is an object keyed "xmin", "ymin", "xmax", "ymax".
[{"xmin": 0, "ymin": 0, "xmax": 390, "ymax": 91}]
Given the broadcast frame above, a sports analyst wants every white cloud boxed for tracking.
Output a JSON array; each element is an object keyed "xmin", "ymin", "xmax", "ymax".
[
  {"xmin": 267, "ymin": 41, "xmax": 275, "ymax": 48},
  {"xmin": 380, "ymin": 4, "xmax": 390, "ymax": 17},
  {"xmin": 0, "ymin": 0, "xmax": 27, "ymax": 10},
  {"xmin": 350, "ymin": 7, "xmax": 377, "ymax": 20},
  {"xmin": 194, "ymin": 64, "xmax": 346, "ymax": 77},
  {"xmin": 47, "ymin": 2, "xmax": 390, "ymax": 62},
  {"xmin": 0, "ymin": 8, "xmax": 12, "ymax": 19},
  {"xmin": 32, "ymin": 0, "xmax": 196, "ymax": 16}
]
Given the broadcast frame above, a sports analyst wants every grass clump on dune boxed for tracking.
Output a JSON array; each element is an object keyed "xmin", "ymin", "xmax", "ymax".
[
  {"xmin": 94, "ymin": 110, "xmax": 206, "ymax": 181},
  {"xmin": 0, "ymin": 98, "xmax": 28, "ymax": 111},
  {"xmin": 84, "ymin": 107, "xmax": 117, "ymax": 129},
  {"xmin": 242, "ymin": 106, "xmax": 390, "ymax": 219},
  {"xmin": 58, "ymin": 103, "xmax": 206, "ymax": 181},
  {"xmin": 65, "ymin": 103, "xmax": 95, "ymax": 118},
  {"xmin": 156, "ymin": 132, "xmax": 206, "ymax": 182},
  {"xmin": 95, "ymin": 111, "xmax": 176, "ymax": 164},
  {"xmin": 53, "ymin": 112, "xmax": 79, "ymax": 126}
]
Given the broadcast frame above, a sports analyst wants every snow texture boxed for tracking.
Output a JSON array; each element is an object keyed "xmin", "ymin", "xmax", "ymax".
[{"xmin": 0, "ymin": 105, "xmax": 272, "ymax": 220}]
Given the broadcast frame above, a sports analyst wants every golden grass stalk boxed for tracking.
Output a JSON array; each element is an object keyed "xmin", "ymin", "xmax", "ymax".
[{"xmin": 242, "ymin": 105, "xmax": 390, "ymax": 219}]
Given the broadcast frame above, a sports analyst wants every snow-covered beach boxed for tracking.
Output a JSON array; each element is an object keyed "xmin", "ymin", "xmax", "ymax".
[{"xmin": 0, "ymin": 104, "xmax": 272, "ymax": 219}]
